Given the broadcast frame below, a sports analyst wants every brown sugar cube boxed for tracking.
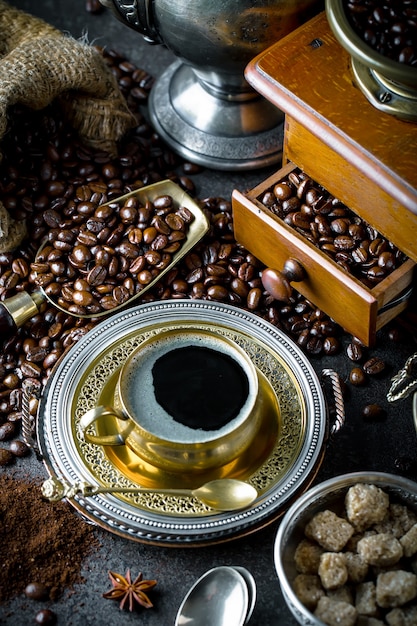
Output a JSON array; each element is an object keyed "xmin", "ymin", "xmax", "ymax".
[
  {"xmin": 345, "ymin": 484, "xmax": 389, "ymax": 532},
  {"xmin": 327, "ymin": 586, "xmax": 354, "ymax": 605},
  {"xmin": 400, "ymin": 523, "xmax": 417, "ymax": 558},
  {"xmin": 376, "ymin": 570, "xmax": 417, "ymax": 608},
  {"xmin": 345, "ymin": 551, "xmax": 369, "ymax": 584},
  {"xmin": 305, "ymin": 509, "xmax": 354, "ymax": 551},
  {"xmin": 386, "ymin": 605, "xmax": 417, "ymax": 626},
  {"xmin": 357, "ymin": 533, "xmax": 403, "ymax": 567},
  {"xmin": 375, "ymin": 503, "xmax": 417, "ymax": 538},
  {"xmin": 355, "ymin": 581, "xmax": 378, "ymax": 617},
  {"xmin": 293, "ymin": 574, "xmax": 324, "ymax": 610},
  {"xmin": 314, "ymin": 596, "xmax": 358, "ymax": 626},
  {"xmin": 294, "ymin": 539, "xmax": 324, "ymax": 574},
  {"xmin": 318, "ymin": 552, "xmax": 348, "ymax": 590}
]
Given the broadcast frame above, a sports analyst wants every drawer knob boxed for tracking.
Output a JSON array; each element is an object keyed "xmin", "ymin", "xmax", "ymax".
[{"xmin": 261, "ymin": 259, "xmax": 305, "ymax": 302}]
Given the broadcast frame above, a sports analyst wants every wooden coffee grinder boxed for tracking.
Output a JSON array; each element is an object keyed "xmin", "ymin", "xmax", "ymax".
[{"xmin": 232, "ymin": 12, "xmax": 417, "ymax": 346}]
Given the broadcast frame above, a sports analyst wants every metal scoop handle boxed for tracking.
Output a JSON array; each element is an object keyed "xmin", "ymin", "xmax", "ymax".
[{"xmin": 0, "ymin": 290, "xmax": 45, "ymax": 336}]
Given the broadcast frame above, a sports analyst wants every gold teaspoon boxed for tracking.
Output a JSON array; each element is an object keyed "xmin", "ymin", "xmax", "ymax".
[{"xmin": 41, "ymin": 476, "xmax": 258, "ymax": 512}]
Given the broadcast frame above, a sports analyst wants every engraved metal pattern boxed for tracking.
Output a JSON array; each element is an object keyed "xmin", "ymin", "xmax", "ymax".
[{"xmin": 37, "ymin": 300, "xmax": 328, "ymax": 545}]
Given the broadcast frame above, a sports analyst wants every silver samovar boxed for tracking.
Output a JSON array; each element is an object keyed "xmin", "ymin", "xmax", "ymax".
[{"xmin": 101, "ymin": 0, "xmax": 320, "ymax": 170}]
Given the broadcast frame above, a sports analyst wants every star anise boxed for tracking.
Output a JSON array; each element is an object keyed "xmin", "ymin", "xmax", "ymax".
[{"xmin": 103, "ymin": 569, "xmax": 157, "ymax": 611}]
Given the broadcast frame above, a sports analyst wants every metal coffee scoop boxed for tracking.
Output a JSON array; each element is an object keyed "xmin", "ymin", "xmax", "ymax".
[{"xmin": 0, "ymin": 180, "xmax": 209, "ymax": 336}]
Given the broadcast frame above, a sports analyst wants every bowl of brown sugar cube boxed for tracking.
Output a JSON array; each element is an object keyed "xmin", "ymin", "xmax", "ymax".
[{"xmin": 274, "ymin": 472, "xmax": 417, "ymax": 626}]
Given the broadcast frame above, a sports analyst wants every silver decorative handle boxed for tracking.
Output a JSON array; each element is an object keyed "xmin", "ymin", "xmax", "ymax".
[
  {"xmin": 21, "ymin": 378, "xmax": 42, "ymax": 453},
  {"xmin": 387, "ymin": 352, "xmax": 417, "ymax": 436},
  {"xmin": 322, "ymin": 368, "xmax": 345, "ymax": 435},
  {"xmin": 99, "ymin": 0, "xmax": 161, "ymax": 43},
  {"xmin": 387, "ymin": 353, "xmax": 417, "ymax": 403}
]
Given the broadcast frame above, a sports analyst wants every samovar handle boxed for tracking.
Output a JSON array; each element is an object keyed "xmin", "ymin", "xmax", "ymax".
[{"xmin": 99, "ymin": 0, "xmax": 162, "ymax": 43}]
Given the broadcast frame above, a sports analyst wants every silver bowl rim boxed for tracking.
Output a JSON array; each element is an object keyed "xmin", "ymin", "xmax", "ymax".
[
  {"xmin": 274, "ymin": 470, "xmax": 417, "ymax": 623},
  {"xmin": 325, "ymin": 0, "xmax": 417, "ymax": 87}
]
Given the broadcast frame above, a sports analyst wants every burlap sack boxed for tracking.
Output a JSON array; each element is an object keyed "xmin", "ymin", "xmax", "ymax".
[{"xmin": 0, "ymin": 0, "xmax": 137, "ymax": 252}]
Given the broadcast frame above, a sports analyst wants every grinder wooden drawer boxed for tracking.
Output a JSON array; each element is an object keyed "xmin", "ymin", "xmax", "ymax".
[{"xmin": 232, "ymin": 162, "xmax": 415, "ymax": 346}]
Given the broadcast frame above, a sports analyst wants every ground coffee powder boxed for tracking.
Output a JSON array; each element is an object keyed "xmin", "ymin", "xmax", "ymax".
[{"xmin": 0, "ymin": 474, "xmax": 100, "ymax": 603}]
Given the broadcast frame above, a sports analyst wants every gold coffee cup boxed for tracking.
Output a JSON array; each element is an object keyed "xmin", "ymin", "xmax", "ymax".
[{"xmin": 79, "ymin": 329, "xmax": 265, "ymax": 472}]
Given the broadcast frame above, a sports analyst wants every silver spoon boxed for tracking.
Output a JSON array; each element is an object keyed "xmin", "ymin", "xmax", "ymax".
[
  {"xmin": 232, "ymin": 566, "xmax": 257, "ymax": 624},
  {"xmin": 175, "ymin": 566, "xmax": 249, "ymax": 626},
  {"xmin": 41, "ymin": 476, "xmax": 258, "ymax": 512}
]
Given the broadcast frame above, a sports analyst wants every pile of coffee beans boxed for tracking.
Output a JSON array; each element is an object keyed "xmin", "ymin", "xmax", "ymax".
[
  {"xmin": 259, "ymin": 168, "xmax": 407, "ymax": 287},
  {"xmin": 344, "ymin": 0, "xmax": 417, "ymax": 66},
  {"xmin": 31, "ymin": 192, "xmax": 195, "ymax": 316}
]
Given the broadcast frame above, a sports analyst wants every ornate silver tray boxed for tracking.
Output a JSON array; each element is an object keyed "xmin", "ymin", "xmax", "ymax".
[{"xmin": 37, "ymin": 300, "xmax": 335, "ymax": 546}]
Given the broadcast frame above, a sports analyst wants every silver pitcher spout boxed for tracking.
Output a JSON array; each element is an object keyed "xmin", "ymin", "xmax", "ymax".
[{"xmin": 101, "ymin": 0, "xmax": 321, "ymax": 170}]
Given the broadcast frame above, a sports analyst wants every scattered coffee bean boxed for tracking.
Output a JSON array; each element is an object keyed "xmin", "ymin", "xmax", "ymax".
[
  {"xmin": 363, "ymin": 356, "xmax": 386, "ymax": 375},
  {"xmin": 35, "ymin": 609, "xmax": 57, "ymax": 625},
  {"xmin": 85, "ymin": 0, "xmax": 103, "ymax": 14},
  {"xmin": 349, "ymin": 367, "xmax": 367, "ymax": 386},
  {"xmin": 387, "ymin": 326, "xmax": 404, "ymax": 342},
  {"xmin": 0, "ymin": 421, "xmax": 16, "ymax": 440},
  {"xmin": 323, "ymin": 336, "xmax": 340, "ymax": 355},
  {"xmin": 9, "ymin": 440, "xmax": 30, "ymax": 457},
  {"xmin": 25, "ymin": 582, "xmax": 50, "ymax": 601},
  {"xmin": 362, "ymin": 403, "xmax": 386, "ymax": 421},
  {"xmin": 346, "ymin": 341, "xmax": 363, "ymax": 362}
]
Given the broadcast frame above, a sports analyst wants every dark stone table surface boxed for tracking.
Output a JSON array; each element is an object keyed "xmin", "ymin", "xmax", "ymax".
[{"xmin": 1, "ymin": 1, "xmax": 417, "ymax": 625}]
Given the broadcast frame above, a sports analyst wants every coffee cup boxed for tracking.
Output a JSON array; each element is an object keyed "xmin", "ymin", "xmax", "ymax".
[{"xmin": 79, "ymin": 328, "xmax": 265, "ymax": 472}]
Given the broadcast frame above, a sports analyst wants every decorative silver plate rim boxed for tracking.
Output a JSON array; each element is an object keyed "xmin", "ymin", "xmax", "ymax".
[{"xmin": 37, "ymin": 300, "xmax": 327, "ymax": 545}]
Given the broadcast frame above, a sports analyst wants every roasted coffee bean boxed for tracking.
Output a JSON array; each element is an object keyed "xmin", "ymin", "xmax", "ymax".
[
  {"xmin": 207, "ymin": 284, "xmax": 228, "ymax": 300},
  {"xmin": 323, "ymin": 336, "xmax": 340, "ymax": 355},
  {"xmin": 35, "ymin": 609, "xmax": 57, "ymax": 625},
  {"xmin": 0, "ymin": 422, "xmax": 16, "ymax": 440},
  {"xmin": 362, "ymin": 403, "xmax": 386, "ymax": 421},
  {"xmin": 349, "ymin": 367, "xmax": 367, "ymax": 386},
  {"xmin": 19, "ymin": 361, "xmax": 42, "ymax": 378},
  {"xmin": 182, "ymin": 161, "xmax": 202, "ymax": 175},
  {"xmin": 346, "ymin": 341, "xmax": 363, "ymax": 362},
  {"xmin": 25, "ymin": 582, "xmax": 50, "ymax": 601},
  {"xmin": 247, "ymin": 287, "xmax": 262, "ymax": 310},
  {"xmin": 363, "ymin": 356, "xmax": 386, "ymax": 375},
  {"xmin": 9, "ymin": 440, "xmax": 30, "ymax": 457}
]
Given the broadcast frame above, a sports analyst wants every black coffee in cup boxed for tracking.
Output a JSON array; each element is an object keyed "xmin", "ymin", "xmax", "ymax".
[{"xmin": 152, "ymin": 345, "xmax": 250, "ymax": 431}]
